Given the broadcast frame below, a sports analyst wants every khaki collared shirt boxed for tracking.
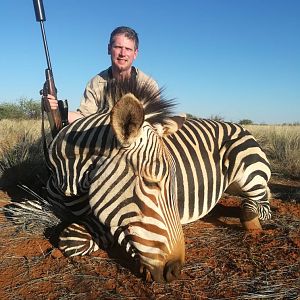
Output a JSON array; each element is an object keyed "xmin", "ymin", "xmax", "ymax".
[{"xmin": 78, "ymin": 67, "xmax": 158, "ymax": 116}]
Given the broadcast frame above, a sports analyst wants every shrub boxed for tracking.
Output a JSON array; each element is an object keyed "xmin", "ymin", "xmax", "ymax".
[
  {"xmin": 209, "ymin": 114, "xmax": 225, "ymax": 122},
  {"xmin": 0, "ymin": 98, "xmax": 41, "ymax": 120},
  {"xmin": 186, "ymin": 113, "xmax": 199, "ymax": 119},
  {"xmin": 239, "ymin": 119, "xmax": 253, "ymax": 125}
]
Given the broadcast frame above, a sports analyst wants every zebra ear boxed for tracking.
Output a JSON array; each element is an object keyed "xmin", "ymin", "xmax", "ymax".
[
  {"xmin": 111, "ymin": 93, "xmax": 145, "ymax": 147},
  {"xmin": 162, "ymin": 114, "xmax": 186, "ymax": 136}
]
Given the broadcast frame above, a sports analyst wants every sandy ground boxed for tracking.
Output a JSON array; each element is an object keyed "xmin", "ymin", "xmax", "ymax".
[{"xmin": 0, "ymin": 176, "xmax": 299, "ymax": 300}]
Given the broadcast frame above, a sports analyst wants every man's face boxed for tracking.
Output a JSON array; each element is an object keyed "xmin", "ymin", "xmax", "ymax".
[{"xmin": 108, "ymin": 34, "xmax": 138, "ymax": 73}]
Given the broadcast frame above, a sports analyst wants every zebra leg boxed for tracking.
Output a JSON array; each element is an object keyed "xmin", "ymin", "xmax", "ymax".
[
  {"xmin": 240, "ymin": 203, "xmax": 262, "ymax": 230},
  {"xmin": 59, "ymin": 223, "xmax": 98, "ymax": 256},
  {"xmin": 240, "ymin": 185, "xmax": 272, "ymax": 231},
  {"xmin": 59, "ymin": 219, "xmax": 113, "ymax": 257},
  {"xmin": 226, "ymin": 181, "xmax": 271, "ymax": 231}
]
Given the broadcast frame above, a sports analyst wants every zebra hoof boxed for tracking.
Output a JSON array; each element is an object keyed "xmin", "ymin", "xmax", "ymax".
[
  {"xmin": 59, "ymin": 223, "xmax": 98, "ymax": 257},
  {"xmin": 240, "ymin": 210, "xmax": 262, "ymax": 231},
  {"xmin": 242, "ymin": 218, "xmax": 262, "ymax": 233}
]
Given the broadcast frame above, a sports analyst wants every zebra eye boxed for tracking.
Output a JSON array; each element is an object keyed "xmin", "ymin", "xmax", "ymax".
[{"xmin": 142, "ymin": 177, "xmax": 160, "ymax": 188}]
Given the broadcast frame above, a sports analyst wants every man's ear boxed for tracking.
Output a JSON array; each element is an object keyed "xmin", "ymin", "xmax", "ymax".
[
  {"xmin": 133, "ymin": 48, "xmax": 138, "ymax": 60},
  {"xmin": 108, "ymin": 44, "xmax": 111, "ymax": 55}
]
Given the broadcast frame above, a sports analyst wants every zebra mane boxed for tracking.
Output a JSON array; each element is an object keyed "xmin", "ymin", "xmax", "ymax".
[{"xmin": 103, "ymin": 78, "xmax": 176, "ymax": 125}]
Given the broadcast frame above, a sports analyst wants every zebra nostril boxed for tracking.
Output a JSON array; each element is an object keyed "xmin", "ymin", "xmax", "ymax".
[{"xmin": 163, "ymin": 260, "xmax": 183, "ymax": 282}]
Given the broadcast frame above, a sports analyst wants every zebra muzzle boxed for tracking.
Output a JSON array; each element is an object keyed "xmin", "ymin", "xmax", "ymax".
[
  {"xmin": 163, "ymin": 259, "xmax": 183, "ymax": 282},
  {"xmin": 140, "ymin": 259, "xmax": 183, "ymax": 282}
]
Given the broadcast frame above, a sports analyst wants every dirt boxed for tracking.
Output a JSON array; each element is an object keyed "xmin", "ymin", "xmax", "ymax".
[{"xmin": 0, "ymin": 176, "xmax": 299, "ymax": 300}]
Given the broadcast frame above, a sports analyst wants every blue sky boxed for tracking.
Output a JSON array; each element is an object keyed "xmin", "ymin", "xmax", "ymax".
[{"xmin": 0, "ymin": 0, "xmax": 299, "ymax": 124}]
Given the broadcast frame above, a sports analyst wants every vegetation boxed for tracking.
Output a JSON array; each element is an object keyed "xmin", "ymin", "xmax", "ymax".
[
  {"xmin": 186, "ymin": 113, "xmax": 199, "ymax": 119},
  {"xmin": 0, "ymin": 98, "xmax": 41, "ymax": 120},
  {"xmin": 239, "ymin": 119, "xmax": 253, "ymax": 125},
  {"xmin": 0, "ymin": 119, "xmax": 49, "ymax": 188},
  {"xmin": 208, "ymin": 114, "xmax": 225, "ymax": 122},
  {"xmin": 245, "ymin": 124, "xmax": 300, "ymax": 179}
]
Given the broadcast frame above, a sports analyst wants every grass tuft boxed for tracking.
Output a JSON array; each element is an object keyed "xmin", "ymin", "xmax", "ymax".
[
  {"xmin": 0, "ymin": 119, "xmax": 49, "ymax": 188},
  {"xmin": 246, "ymin": 125, "xmax": 300, "ymax": 179}
]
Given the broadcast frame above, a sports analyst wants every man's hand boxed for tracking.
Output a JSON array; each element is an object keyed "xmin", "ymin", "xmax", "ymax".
[
  {"xmin": 45, "ymin": 94, "xmax": 58, "ymax": 110},
  {"xmin": 44, "ymin": 94, "xmax": 83, "ymax": 123}
]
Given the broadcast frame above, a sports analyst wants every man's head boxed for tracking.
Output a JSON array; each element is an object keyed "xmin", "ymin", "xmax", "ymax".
[
  {"xmin": 108, "ymin": 26, "xmax": 139, "ymax": 77},
  {"xmin": 109, "ymin": 26, "xmax": 139, "ymax": 50}
]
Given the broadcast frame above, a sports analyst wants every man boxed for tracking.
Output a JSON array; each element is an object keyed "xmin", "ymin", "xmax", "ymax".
[{"xmin": 47, "ymin": 26, "xmax": 158, "ymax": 123}]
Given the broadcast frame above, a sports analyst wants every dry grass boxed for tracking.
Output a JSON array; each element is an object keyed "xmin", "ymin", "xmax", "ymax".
[
  {"xmin": 245, "ymin": 125, "xmax": 300, "ymax": 179},
  {"xmin": 0, "ymin": 119, "xmax": 42, "ymax": 152},
  {"xmin": 0, "ymin": 119, "xmax": 49, "ymax": 188}
]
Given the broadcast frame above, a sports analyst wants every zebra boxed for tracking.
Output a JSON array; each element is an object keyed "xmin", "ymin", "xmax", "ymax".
[{"xmin": 44, "ymin": 79, "xmax": 271, "ymax": 282}]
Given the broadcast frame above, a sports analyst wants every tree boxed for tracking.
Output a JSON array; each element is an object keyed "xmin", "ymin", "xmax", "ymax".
[
  {"xmin": 239, "ymin": 119, "xmax": 253, "ymax": 125},
  {"xmin": 0, "ymin": 98, "xmax": 41, "ymax": 119},
  {"xmin": 209, "ymin": 114, "xmax": 225, "ymax": 122},
  {"xmin": 19, "ymin": 98, "xmax": 41, "ymax": 119},
  {"xmin": 186, "ymin": 113, "xmax": 199, "ymax": 119}
]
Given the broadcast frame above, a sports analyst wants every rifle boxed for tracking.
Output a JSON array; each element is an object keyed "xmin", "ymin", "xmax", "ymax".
[{"xmin": 33, "ymin": 0, "xmax": 68, "ymax": 138}]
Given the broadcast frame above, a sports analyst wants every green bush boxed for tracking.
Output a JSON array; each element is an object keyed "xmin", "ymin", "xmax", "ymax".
[
  {"xmin": 0, "ymin": 98, "xmax": 41, "ymax": 120},
  {"xmin": 239, "ymin": 119, "xmax": 253, "ymax": 125}
]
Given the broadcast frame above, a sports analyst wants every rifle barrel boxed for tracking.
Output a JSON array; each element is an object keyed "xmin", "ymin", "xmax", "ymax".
[{"xmin": 39, "ymin": 21, "xmax": 52, "ymax": 71}]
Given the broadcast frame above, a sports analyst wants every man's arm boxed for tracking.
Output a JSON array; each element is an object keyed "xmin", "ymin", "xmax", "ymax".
[{"xmin": 68, "ymin": 111, "xmax": 83, "ymax": 123}]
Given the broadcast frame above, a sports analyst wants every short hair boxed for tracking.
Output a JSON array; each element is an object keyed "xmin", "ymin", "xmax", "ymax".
[{"xmin": 109, "ymin": 26, "xmax": 139, "ymax": 50}]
